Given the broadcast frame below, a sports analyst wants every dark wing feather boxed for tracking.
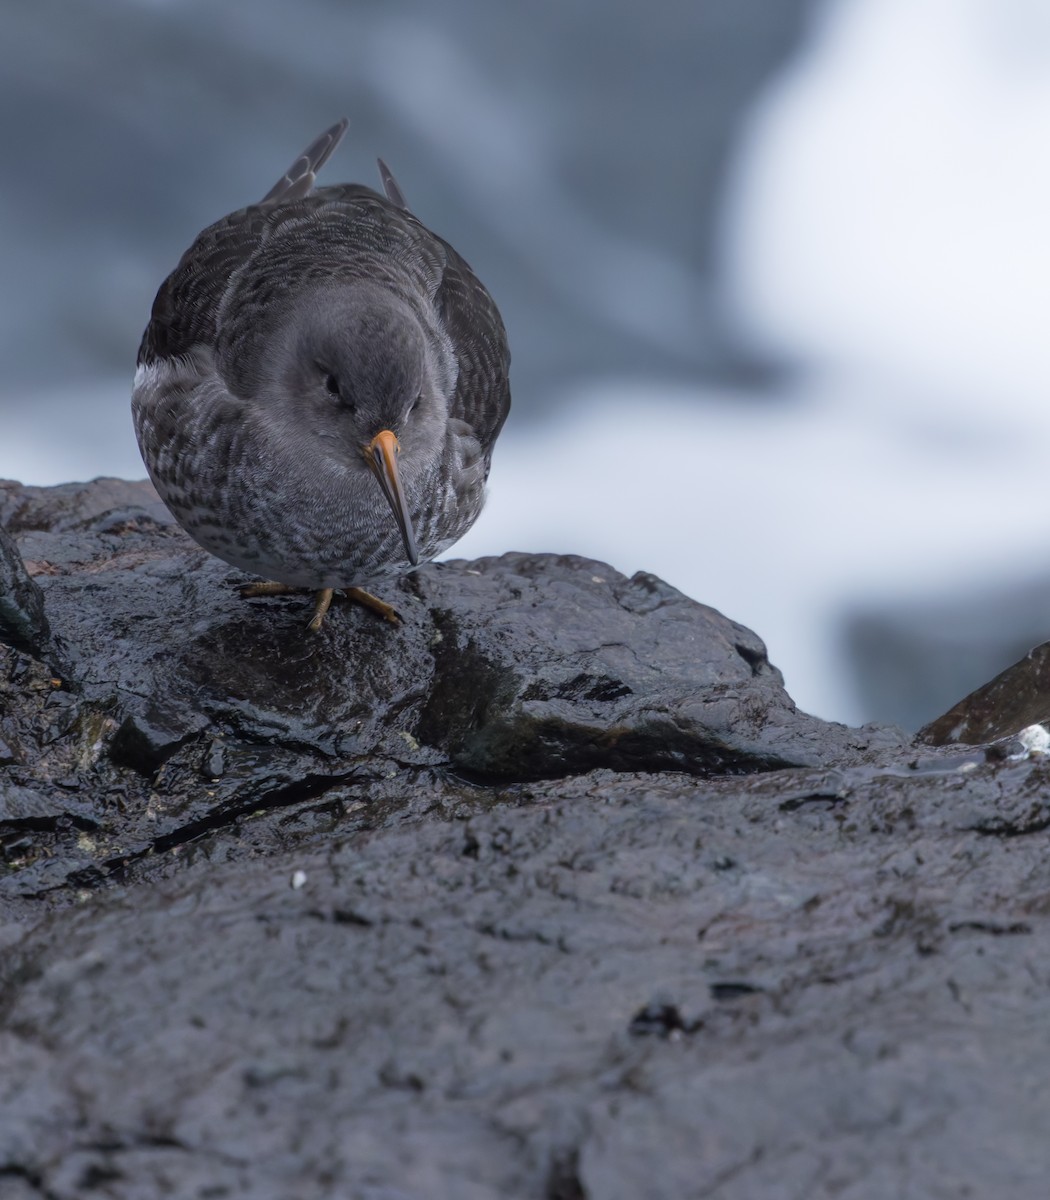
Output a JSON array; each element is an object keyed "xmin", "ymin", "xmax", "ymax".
[
  {"xmin": 140, "ymin": 120, "xmax": 352, "ymax": 365},
  {"xmin": 376, "ymin": 158, "xmax": 409, "ymax": 209},
  {"xmin": 435, "ymin": 241, "xmax": 512, "ymax": 459},
  {"xmin": 137, "ymin": 205, "xmax": 273, "ymax": 364},
  {"xmin": 261, "ymin": 117, "xmax": 349, "ymax": 204}
]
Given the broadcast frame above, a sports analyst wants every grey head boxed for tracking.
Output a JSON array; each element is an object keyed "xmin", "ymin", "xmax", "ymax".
[
  {"xmin": 240, "ymin": 120, "xmax": 444, "ymax": 566},
  {"xmin": 244, "ymin": 279, "xmax": 457, "ymax": 565}
]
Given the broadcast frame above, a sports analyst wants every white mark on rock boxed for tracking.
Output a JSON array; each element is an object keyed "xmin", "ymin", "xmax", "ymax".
[
  {"xmin": 290, "ymin": 870, "xmax": 307, "ymax": 890},
  {"xmin": 1017, "ymin": 724, "xmax": 1050, "ymax": 757}
]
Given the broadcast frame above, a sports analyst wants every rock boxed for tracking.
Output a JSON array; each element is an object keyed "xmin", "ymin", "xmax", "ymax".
[
  {"xmin": 919, "ymin": 641, "xmax": 1050, "ymax": 747},
  {"xmin": 3, "ymin": 477, "xmax": 1050, "ymax": 1197},
  {"xmin": 4, "ymin": 757, "xmax": 1050, "ymax": 1198},
  {"xmin": 0, "ymin": 476, "xmax": 172, "ymax": 534},
  {"xmin": 0, "ymin": 522, "xmax": 49, "ymax": 658},
  {"xmin": 0, "ymin": 479, "xmax": 909, "ymax": 905}
]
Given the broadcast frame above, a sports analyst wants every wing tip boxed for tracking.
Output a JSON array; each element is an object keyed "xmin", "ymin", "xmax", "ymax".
[
  {"xmin": 376, "ymin": 157, "xmax": 409, "ymax": 210},
  {"xmin": 261, "ymin": 117, "xmax": 351, "ymax": 205}
]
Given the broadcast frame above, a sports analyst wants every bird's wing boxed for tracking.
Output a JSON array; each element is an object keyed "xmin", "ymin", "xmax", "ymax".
[
  {"xmin": 139, "ymin": 120, "xmax": 349, "ymax": 366},
  {"xmin": 436, "ymin": 242, "xmax": 512, "ymax": 458},
  {"xmin": 261, "ymin": 118, "xmax": 349, "ymax": 204},
  {"xmin": 136, "ymin": 205, "xmax": 272, "ymax": 364}
]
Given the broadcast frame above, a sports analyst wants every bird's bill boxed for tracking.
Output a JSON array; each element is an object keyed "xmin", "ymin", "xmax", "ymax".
[{"xmin": 365, "ymin": 429, "xmax": 420, "ymax": 565}]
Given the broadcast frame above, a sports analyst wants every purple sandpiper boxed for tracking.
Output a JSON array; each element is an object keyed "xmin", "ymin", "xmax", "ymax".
[{"xmin": 133, "ymin": 119, "xmax": 511, "ymax": 629}]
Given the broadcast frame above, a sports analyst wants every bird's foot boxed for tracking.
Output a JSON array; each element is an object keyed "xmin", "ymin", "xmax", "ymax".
[
  {"xmin": 240, "ymin": 581, "xmax": 300, "ymax": 599},
  {"xmin": 343, "ymin": 586, "xmax": 402, "ymax": 626},
  {"xmin": 239, "ymin": 581, "xmax": 401, "ymax": 630},
  {"xmin": 306, "ymin": 587, "xmax": 335, "ymax": 633}
]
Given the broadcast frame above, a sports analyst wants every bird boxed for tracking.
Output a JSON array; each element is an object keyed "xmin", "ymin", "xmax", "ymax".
[{"xmin": 132, "ymin": 118, "xmax": 511, "ymax": 630}]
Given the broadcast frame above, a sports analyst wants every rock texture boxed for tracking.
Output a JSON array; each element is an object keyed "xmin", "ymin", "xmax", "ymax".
[
  {"xmin": 0, "ymin": 523, "xmax": 48, "ymax": 659},
  {"xmin": 1, "ymin": 478, "xmax": 1049, "ymax": 1199},
  {"xmin": 0, "ymin": 478, "xmax": 908, "ymax": 909}
]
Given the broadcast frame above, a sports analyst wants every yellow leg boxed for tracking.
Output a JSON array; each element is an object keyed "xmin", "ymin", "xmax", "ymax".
[
  {"xmin": 345, "ymin": 587, "xmax": 401, "ymax": 625},
  {"xmin": 306, "ymin": 588, "xmax": 335, "ymax": 633},
  {"xmin": 240, "ymin": 581, "xmax": 299, "ymax": 598},
  {"xmin": 240, "ymin": 581, "xmax": 400, "ymax": 630}
]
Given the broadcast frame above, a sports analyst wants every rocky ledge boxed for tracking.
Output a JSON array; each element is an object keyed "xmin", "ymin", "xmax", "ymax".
[{"xmin": 1, "ymin": 478, "xmax": 1049, "ymax": 1199}]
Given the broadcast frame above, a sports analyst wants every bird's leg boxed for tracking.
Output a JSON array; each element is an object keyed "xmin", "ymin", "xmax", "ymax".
[
  {"xmin": 240, "ymin": 580, "xmax": 399, "ymax": 630},
  {"xmin": 240, "ymin": 580, "xmax": 334, "ymax": 630},
  {"xmin": 306, "ymin": 588, "xmax": 335, "ymax": 633},
  {"xmin": 344, "ymin": 587, "xmax": 402, "ymax": 625},
  {"xmin": 240, "ymin": 581, "xmax": 300, "ymax": 598}
]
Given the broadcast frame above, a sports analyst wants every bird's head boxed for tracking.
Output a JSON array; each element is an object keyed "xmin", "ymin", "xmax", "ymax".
[{"xmin": 269, "ymin": 282, "xmax": 451, "ymax": 566}]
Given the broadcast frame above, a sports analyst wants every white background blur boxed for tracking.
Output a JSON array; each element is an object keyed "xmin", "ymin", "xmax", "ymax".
[{"xmin": 3, "ymin": 0, "xmax": 1050, "ymax": 728}]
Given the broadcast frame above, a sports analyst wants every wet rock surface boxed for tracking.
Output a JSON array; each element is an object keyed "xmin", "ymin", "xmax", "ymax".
[
  {"xmin": 1, "ymin": 478, "xmax": 1048, "ymax": 1198},
  {"xmin": 0, "ymin": 479, "xmax": 908, "ymax": 910},
  {"xmin": 0, "ymin": 524, "xmax": 49, "ymax": 661}
]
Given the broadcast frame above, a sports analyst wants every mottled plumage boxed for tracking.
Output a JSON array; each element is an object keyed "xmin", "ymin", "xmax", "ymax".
[{"xmin": 133, "ymin": 119, "xmax": 510, "ymax": 619}]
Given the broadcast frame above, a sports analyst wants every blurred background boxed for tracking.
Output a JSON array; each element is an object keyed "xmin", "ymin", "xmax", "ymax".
[{"xmin": 4, "ymin": 0, "xmax": 1050, "ymax": 729}]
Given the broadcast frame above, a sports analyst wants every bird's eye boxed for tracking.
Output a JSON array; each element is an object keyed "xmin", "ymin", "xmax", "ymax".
[
  {"xmin": 408, "ymin": 395, "xmax": 421, "ymax": 415},
  {"xmin": 324, "ymin": 374, "xmax": 340, "ymax": 397}
]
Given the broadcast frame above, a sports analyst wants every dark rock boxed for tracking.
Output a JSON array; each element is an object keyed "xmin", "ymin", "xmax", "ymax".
[
  {"xmin": 628, "ymin": 999, "xmax": 702, "ymax": 1038},
  {"xmin": 0, "ymin": 478, "xmax": 910, "ymax": 906},
  {"xmin": 3, "ymin": 477, "xmax": 1050, "ymax": 1197},
  {"xmin": 412, "ymin": 557, "xmax": 898, "ymax": 781},
  {"xmin": 0, "ymin": 476, "xmax": 173, "ymax": 534},
  {"xmin": 0, "ymin": 522, "xmax": 49, "ymax": 657},
  {"xmin": 4, "ymin": 759, "xmax": 1050, "ymax": 1197},
  {"xmin": 919, "ymin": 641, "xmax": 1050, "ymax": 746}
]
